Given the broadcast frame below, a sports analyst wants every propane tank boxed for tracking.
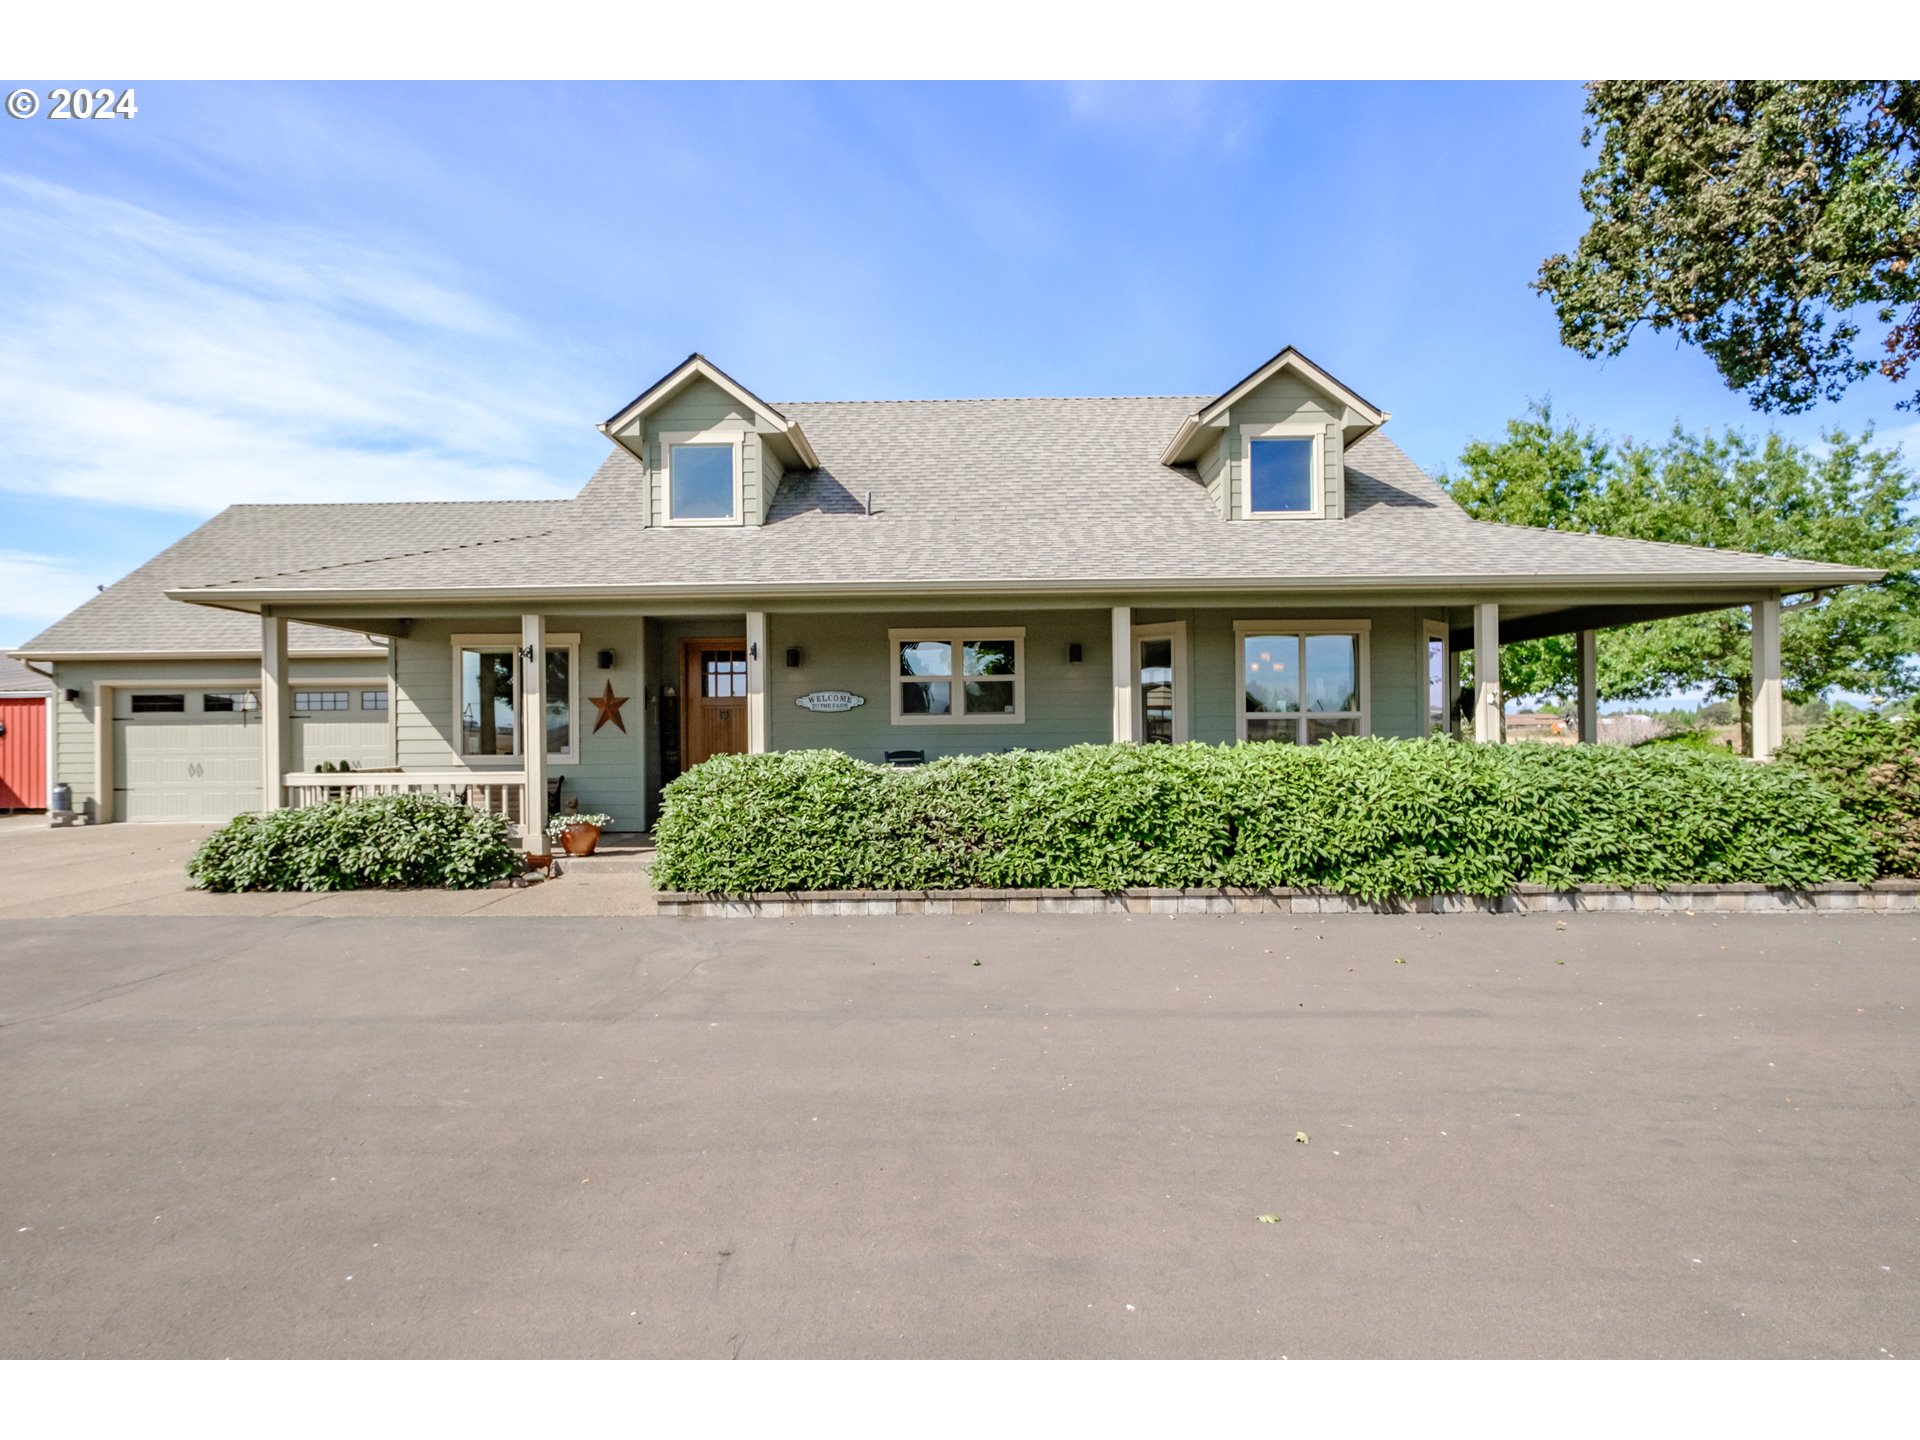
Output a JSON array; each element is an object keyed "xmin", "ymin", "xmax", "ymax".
[{"xmin": 51, "ymin": 781, "xmax": 72, "ymax": 814}]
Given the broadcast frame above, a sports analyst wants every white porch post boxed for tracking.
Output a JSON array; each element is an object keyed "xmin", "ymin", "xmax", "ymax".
[
  {"xmin": 1472, "ymin": 602, "xmax": 1502, "ymax": 743},
  {"xmin": 521, "ymin": 612, "xmax": 548, "ymax": 851},
  {"xmin": 745, "ymin": 611, "xmax": 769, "ymax": 754},
  {"xmin": 1576, "ymin": 629, "xmax": 1599, "ymax": 745},
  {"xmin": 261, "ymin": 610, "xmax": 291, "ymax": 810},
  {"xmin": 1111, "ymin": 606, "xmax": 1135, "ymax": 743},
  {"xmin": 1751, "ymin": 594, "xmax": 1783, "ymax": 761}
]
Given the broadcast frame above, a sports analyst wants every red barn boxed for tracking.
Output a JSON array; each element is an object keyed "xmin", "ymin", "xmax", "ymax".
[{"xmin": 0, "ymin": 655, "xmax": 52, "ymax": 812}]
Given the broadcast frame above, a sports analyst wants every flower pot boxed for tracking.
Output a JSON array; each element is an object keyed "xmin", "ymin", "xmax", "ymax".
[{"xmin": 557, "ymin": 823, "xmax": 602, "ymax": 857}]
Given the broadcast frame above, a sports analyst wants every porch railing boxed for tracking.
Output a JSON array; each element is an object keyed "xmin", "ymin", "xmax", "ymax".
[{"xmin": 281, "ymin": 770, "xmax": 529, "ymax": 826}]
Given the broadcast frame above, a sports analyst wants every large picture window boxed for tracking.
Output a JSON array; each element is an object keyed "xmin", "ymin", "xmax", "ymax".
[
  {"xmin": 451, "ymin": 634, "xmax": 579, "ymax": 762},
  {"xmin": 1235, "ymin": 621, "xmax": 1370, "ymax": 744},
  {"xmin": 889, "ymin": 628, "xmax": 1025, "ymax": 724}
]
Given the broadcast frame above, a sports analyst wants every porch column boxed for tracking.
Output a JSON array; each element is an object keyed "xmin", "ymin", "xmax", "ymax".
[
  {"xmin": 521, "ymin": 612, "xmax": 548, "ymax": 852},
  {"xmin": 1751, "ymin": 595, "xmax": 1783, "ymax": 761},
  {"xmin": 1472, "ymin": 602, "xmax": 1502, "ymax": 743},
  {"xmin": 261, "ymin": 610, "xmax": 291, "ymax": 810},
  {"xmin": 1111, "ymin": 606, "xmax": 1135, "ymax": 743},
  {"xmin": 1576, "ymin": 629, "xmax": 1599, "ymax": 744},
  {"xmin": 745, "ymin": 611, "xmax": 769, "ymax": 754}
]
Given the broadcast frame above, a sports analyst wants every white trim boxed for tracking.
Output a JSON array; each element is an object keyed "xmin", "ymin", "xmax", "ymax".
[
  {"xmin": 659, "ymin": 428, "xmax": 744, "ymax": 527},
  {"xmin": 1472, "ymin": 603, "xmax": 1502, "ymax": 744},
  {"xmin": 449, "ymin": 631, "xmax": 581, "ymax": 767},
  {"xmin": 1423, "ymin": 620, "xmax": 1450, "ymax": 738},
  {"xmin": 1132, "ymin": 620, "xmax": 1189, "ymax": 744},
  {"xmin": 745, "ymin": 611, "xmax": 768, "ymax": 754},
  {"xmin": 1232, "ymin": 619, "xmax": 1372, "ymax": 743},
  {"xmin": 1110, "ymin": 607, "xmax": 1134, "ymax": 743},
  {"xmin": 1238, "ymin": 422, "xmax": 1325, "ymax": 519},
  {"xmin": 887, "ymin": 627, "xmax": 1026, "ymax": 726}
]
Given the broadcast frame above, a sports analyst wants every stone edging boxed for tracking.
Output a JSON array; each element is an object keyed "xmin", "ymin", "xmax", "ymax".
[{"xmin": 651, "ymin": 880, "xmax": 1920, "ymax": 918}]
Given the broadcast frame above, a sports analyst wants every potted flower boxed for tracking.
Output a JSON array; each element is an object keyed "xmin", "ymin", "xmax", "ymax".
[{"xmin": 547, "ymin": 811, "xmax": 613, "ymax": 857}]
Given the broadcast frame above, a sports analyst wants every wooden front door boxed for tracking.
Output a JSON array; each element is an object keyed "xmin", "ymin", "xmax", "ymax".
[{"xmin": 681, "ymin": 638, "xmax": 748, "ymax": 769}]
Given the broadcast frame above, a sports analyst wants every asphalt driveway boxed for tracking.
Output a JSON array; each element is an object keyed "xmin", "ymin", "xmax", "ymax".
[{"xmin": 0, "ymin": 911, "xmax": 1914, "ymax": 1358}]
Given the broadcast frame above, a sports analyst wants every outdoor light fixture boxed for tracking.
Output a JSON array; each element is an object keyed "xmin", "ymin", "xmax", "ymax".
[
  {"xmin": 63, "ymin": 688, "xmax": 80, "ymax": 702},
  {"xmin": 597, "ymin": 649, "xmax": 615, "ymax": 670},
  {"xmin": 1068, "ymin": 643, "xmax": 1083, "ymax": 663},
  {"xmin": 785, "ymin": 647, "xmax": 802, "ymax": 668},
  {"xmin": 748, "ymin": 641, "xmax": 758, "ymax": 660}
]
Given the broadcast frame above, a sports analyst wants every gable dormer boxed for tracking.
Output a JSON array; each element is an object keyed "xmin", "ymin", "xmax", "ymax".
[
  {"xmin": 598, "ymin": 354, "xmax": 818, "ymax": 527},
  {"xmin": 1161, "ymin": 348, "xmax": 1388, "ymax": 522}
]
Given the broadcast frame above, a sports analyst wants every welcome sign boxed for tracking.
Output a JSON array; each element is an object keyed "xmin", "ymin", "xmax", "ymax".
[{"xmin": 795, "ymin": 691, "xmax": 866, "ymax": 713}]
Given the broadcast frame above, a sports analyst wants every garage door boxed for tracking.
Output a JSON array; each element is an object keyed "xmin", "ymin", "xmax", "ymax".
[{"xmin": 113, "ymin": 685, "xmax": 391, "ymax": 823}]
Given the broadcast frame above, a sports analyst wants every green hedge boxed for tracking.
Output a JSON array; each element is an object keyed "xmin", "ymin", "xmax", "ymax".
[
  {"xmin": 650, "ymin": 738, "xmax": 1876, "ymax": 898},
  {"xmin": 187, "ymin": 794, "xmax": 521, "ymax": 892},
  {"xmin": 1776, "ymin": 714, "xmax": 1920, "ymax": 878}
]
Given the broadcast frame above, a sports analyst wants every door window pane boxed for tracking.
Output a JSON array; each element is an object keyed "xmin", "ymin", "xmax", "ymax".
[
  {"xmin": 131, "ymin": 694, "xmax": 185, "ymax": 713},
  {"xmin": 294, "ymin": 691, "xmax": 349, "ymax": 711},
  {"xmin": 461, "ymin": 650, "xmax": 516, "ymax": 755},
  {"xmin": 1243, "ymin": 634, "xmax": 1300, "ymax": 715},
  {"xmin": 701, "ymin": 649, "xmax": 746, "ymax": 699},
  {"xmin": 1248, "ymin": 437, "xmax": 1314, "ymax": 513},
  {"xmin": 668, "ymin": 443, "xmax": 735, "ymax": 520},
  {"xmin": 1304, "ymin": 634, "xmax": 1358, "ymax": 712},
  {"xmin": 362, "ymin": 689, "xmax": 389, "ymax": 711}
]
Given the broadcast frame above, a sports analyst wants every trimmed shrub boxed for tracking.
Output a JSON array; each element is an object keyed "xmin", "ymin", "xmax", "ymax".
[
  {"xmin": 187, "ymin": 793, "xmax": 521, "ymax": 892},
  {"xmin": 1776, "ymin": 714, "xmax": 1920, "ymax": 877},
  {"xmin": 650, "ymin": 738, "xmax": 1875, "ymax": 898}
]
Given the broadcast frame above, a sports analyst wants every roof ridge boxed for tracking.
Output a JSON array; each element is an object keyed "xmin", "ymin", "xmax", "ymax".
[
  {"xmin": 221, "ymin": 498, "xmax": 570, "ymax": 512},
  {"xmin": 201, "ymin": 527, "xmax": 557, "ymax": 587},
  {"xmin": 777, "ymin": 395, "xmax": 1213, "ymax": 406}
]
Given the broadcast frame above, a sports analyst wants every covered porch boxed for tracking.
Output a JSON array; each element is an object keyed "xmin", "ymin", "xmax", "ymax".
[{"xmin": 247, "ymin": 585, "xmax": 1792, "ymax": 852}]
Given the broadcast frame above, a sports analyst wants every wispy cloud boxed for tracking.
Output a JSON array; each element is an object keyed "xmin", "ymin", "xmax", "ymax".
[
  {"xmin": 0, "ymin": 550, "xmax": 112, "ymax": 624},
  {"xmin": 1054, "ymin": 82, "xmax": 1259, "ymax": 157},
  {"xmin": 0, "ymin": 173, "xmax": 589, "ymax": 513}
]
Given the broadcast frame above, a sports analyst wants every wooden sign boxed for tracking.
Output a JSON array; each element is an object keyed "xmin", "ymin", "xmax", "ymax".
[{"xmin": 795, "ymin": 691, "xmax": 866, "ymax": 713}]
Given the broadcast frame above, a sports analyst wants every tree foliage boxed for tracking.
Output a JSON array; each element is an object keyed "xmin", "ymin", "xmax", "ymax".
[
  {"xmin": 1537, "ymin": 81, "xmax": 1920, "ymax": 411},
  {"xmin": 1442, "ymin": 404, "xmax": 1920, "ymax": 722}
]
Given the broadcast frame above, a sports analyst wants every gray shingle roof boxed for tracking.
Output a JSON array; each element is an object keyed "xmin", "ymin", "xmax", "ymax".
[
  {"xmin": 0, "ymin": 655, "xmax": 53, "ymax": 694},
  {"xmin": 13, "ymin": 395, "xmax": 1880, "ymax": 656}
]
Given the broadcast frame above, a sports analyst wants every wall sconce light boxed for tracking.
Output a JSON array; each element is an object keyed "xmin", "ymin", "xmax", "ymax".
[
  {"xmin": 785, "ymin": 647, "xmax": 802, "ymax": 668},
  {"xmin": 63, "ymin": 688, "xmax": 80, "ymax": 703},
  {"xmin": 1068, "ymin": 643, "xmax": 1084, "ymax": 664},
  {"xmin": 748, "ymin": 641, "xmax": 759, "ymax": 661},
  {"xmin": 597, "ymin": 649, "xmax": 615, "ymax": 670}
]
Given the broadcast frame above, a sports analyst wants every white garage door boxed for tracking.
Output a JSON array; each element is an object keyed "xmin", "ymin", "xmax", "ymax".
[{"xmin": 113, "ymin": 685, "xmax": 391, "ymax": 823}]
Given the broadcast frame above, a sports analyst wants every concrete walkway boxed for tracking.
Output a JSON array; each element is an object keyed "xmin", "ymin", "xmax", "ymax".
[{"xmin": 0, "ymin": 821, "xmax": 656, "ymax": 918}]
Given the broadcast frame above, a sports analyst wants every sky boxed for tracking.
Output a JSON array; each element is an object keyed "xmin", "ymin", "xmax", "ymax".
[{"xmin": 2, "ymin": 80, "xmax": 1914, "ymax": 652}]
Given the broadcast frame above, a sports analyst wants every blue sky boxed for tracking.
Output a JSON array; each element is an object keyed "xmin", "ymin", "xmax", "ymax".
[{"xmin": 2, "ymin": 80, "xmax": 1914, "ymax": 650}]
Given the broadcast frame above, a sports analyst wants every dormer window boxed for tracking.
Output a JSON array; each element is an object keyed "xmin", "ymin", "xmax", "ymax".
[
  {"xmin": 663, "ymin": 431, "xmax": 741, "ymax": 525},
  {"xmin": 1242, "ymin": 424, "xmax": 1323, "ymax": 518}
]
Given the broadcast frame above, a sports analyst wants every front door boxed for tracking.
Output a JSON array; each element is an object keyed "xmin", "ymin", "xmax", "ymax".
[{"xmin": 681, "ymin": 638, "xmax": 748, "ymax": 769}]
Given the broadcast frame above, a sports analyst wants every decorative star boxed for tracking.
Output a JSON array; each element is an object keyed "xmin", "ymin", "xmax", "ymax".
[{"xmin": 590, "ymin": 680, "xmax": 629, "ymax": 734}]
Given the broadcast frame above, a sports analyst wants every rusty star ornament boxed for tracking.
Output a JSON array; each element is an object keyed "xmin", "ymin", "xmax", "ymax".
[{"xmin": 590, "ymin": 680, "xmax": 629, "ymax": 734}]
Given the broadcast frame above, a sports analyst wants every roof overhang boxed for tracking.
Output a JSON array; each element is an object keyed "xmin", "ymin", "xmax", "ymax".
[
  {"xmin": 1161, "ymin": 347, "xmax": 1391, "ymax": 466},
  {"xmin": 597, "ymin": 353, "xmax": 820, "ymax": 470}
]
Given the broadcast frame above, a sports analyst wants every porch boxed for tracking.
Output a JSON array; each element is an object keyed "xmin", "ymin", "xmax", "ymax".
[{"xmin": 251, "ymin": 592, "xmax": 1790, "ymax": 852}]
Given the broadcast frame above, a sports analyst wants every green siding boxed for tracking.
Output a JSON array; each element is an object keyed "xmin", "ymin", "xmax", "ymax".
[
  {"xmin": 1222, "ymin": 374, "xmax": 1345, "ymax": 520},
  {"xmin": 624, "ymin": 376, "xmax": 757, "ymax": 527}
]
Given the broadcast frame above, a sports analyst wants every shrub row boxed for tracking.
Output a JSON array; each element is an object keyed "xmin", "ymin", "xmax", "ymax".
[
  {"xmin": 650, "ymin": 737, "xmax": 1877, "ymax": 898},
  {"xmin": 1775, "ymin": 714, "xmax": 1920, "ymax": 878},
  {"xmin": 187, "ymin": 793, "xmax": 520, "ymax": 892}
]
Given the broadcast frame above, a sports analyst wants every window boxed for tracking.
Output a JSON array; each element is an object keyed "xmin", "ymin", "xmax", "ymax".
[
  {"xmin": 889, "ymin": 629, "xmax": 1024, "ymax": 724},
  {"xmin": 130, "ymin": 693, "xmax": 185, "ymax": 713},
  {"xmin": 202, "ymin": 692, "xmax": 257, "ymax": 713},
  {"xmin": 1235, "ymin": 621, "xmax": 1370, "ymax": 744},
  {"xmin": 701, "ymin": 649, "xmax": 747, "ymax": 698},
  {"xmin": 294, "ymin": 690, "xmax": 349, "ymax": 712},
  {"xmin": 662, "ymin": 431, "xmax": 739, "ymax": 524},
  {"xmin": 1134, "ymin": 621, "xmax": 1188, "ymax": 744},
  {"xmin": 451, "ymin": 634, "xmax": 579, "ymax": 762},
  {"xmin": 1240, "ymin": 424, "xmax": 1323, "ymax": 517},
  {"xmin": 361, "ymin": 689, "xmax": 389, "ymax": 711},
  {"xmin": 1425, "ymin": 622, "xmax": 1451, "ymax": 737}
]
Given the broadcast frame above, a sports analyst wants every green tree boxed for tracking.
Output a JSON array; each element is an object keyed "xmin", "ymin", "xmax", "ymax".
[
  {"xmin": 1537, "ymin": 81, "xmax": 1920, "ymax": 411},
  {"xmin": 1442, "ymin": 405, "xmax": 1920, "ymax": 749}
]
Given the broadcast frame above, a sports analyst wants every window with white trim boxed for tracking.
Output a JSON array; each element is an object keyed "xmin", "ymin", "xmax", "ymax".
[
  {"xmin": 1239, "ymin": 423, "xmax": 1324, "ymax": 518},
  {"xmin": 889, "ymin": 629, "xmax": 1024, "ymax": 724},
  {"xmin": 1235, "ymin": 621, "xmax": 1370, "ymax": 744},
  {"xmin": 661, "ymin": 430, "xmax": 740, "ymax": 524},
  {"xmin": 294, "ymin": 690, "xmax": 349, "ymax": 712},
  {"xmin": 451, "ymin": 634, "xmax": 580, "ymax": 762}
]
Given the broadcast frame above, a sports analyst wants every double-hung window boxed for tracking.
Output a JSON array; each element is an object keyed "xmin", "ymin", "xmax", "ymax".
[
  {"xmin": 890, "ymin": 628, "xmax": 1024, "ymax": 724},
  {"xmin": 1235, "ymin": 621, "xmax": 1370, "ymax": 744},
  {"xmin": 660, "ymin": 430, "xmax": 740, "ymax": 524},
  {"xmin": 451, "ymin": 633, "xmax": 579, "ymax": 762}
]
